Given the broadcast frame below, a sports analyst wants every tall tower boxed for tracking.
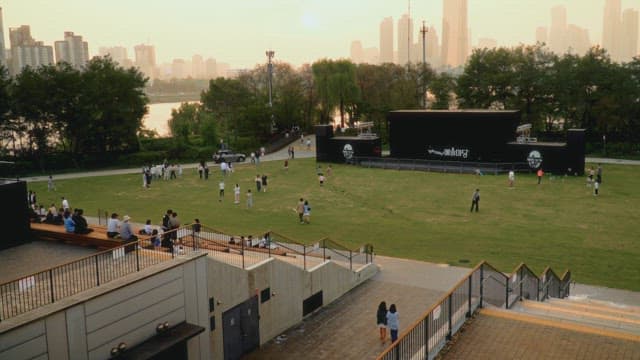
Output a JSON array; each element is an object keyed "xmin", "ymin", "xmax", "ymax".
[
  {"xmin": 350, "ymin": 41, "xmax": 364, "ymax": 64},
  {"xmin": 379, "ymin": 17, "xmax": 394, "ymax": 64},
  {"xmin": 441, "ymin": 0, "xmax": 468, "ymax": 68},
  {"xmin": 54, "ymin": 32, "xmax": 89, "ymax": 68},
  {"xmin": 549, "ymin": 6, "xmax": 567, "ymax": 55},
  {"xmin": 621, "ymin": 9, "xmax": 639, "ymax": 62},
  {"xmin": 602, "ymin": 0, "xmax": 622, "ymax": 61},
  {"xmin": 397, "ymin": 14, "xmax": 413, "ymax": 65},
  {"xmin": 134, "ymin": 44, "xmax": 157, "ymax": 79},
  {"xmin": 0, "ymin": 7, "xmax": 6, "ymax": 68},
  {"xmin": 536, "ymin": 26, "xmax": 548, "ymax": 45},
  {"xmin": 8, "ymin": 25, "xmax": 54, "ymax": 76}
]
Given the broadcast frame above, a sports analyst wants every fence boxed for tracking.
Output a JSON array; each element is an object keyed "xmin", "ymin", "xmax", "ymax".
[
  {"xmin": 377, "ymin": 261, "xmax": 570, "ymax": 360},
  {"xmin": 352, "ymin": 156, "xmax": 530, "ymax": 175},
  {"xmin": 0, "ymin": 226, "xmax": 197, "ymax": 321}
]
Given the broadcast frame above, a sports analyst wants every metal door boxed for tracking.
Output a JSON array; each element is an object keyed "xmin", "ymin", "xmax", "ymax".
[{"xmin": 223, "ymin": 296, "xmax": 260, "ymax": 360}]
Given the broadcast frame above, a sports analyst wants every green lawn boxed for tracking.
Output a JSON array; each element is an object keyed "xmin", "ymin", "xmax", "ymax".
[{"xmin": 29, "ymin": 158, "xmax": 640, "ymax": 291}]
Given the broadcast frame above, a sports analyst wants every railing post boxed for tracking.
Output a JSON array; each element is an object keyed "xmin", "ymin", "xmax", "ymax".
[
  {"xmin": 135, "ymin": 243, "xmax": 140, "ymax": 272},
  {"xmin": 349, "ymin": 250, "xmax": 353, "ymax": 271},
  {"xmin": 303, "ymin": 244, "xmax": 307, "ymax": 270},
  {"xmin": 536, "ymin": 276, "xmax": 540, "ymax": 301},
  {"xmin": 241, "ymin": 237, "xmax": 245, "ymax": 269},
  {"xmin": 323, "ymin": 239, "xmax": 326, "ymax": 261},
  {"xmin": 505, "ymin": 276, "xmax": 510, "ymax": 309},
  {"xmin": 394, "ymin": 341, "xmax": 400, "ymax": 360},
  {"xmin": 95, "ymin": 255, "xmax": 100, "ymax": 286},
  {"xmin": 192, "ymin": 229, "xmax": 196, "ymax": 251},
  {"xmin": 467, "ymin": 276, "xmax": 472, "ymax": 317},
  {"xmin": 519, "ymin": 268, "xmax": 524, "ymax": 301},
  {"xmin": 479, "ymin": 265, "xmax": 484, "ymax": 308},
  {"xmin": 49, "ymin": 269, "xmax": 55, "ymax": 303},
  {"xmin": 424, "ymin": 315, "xmax": 430, "ymax": 359},
  {"xmin": 447, "ymin": 293, "xmax": 453, "ymax": 340}
]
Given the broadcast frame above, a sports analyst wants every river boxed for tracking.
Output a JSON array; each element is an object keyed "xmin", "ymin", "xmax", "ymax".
[{"xmin": 143, "ymin": 102, "xmax": 197, "ymax": 137}]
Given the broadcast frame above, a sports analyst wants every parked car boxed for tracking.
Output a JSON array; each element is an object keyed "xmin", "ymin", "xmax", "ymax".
[{"xmin": 213, "ymin": 149, "xmax": 246, "ymax": 163}]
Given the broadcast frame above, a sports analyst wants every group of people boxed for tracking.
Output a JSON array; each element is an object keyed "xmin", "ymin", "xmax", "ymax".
[
  {"xmin": 376, "ymin": 302, "xmax": 400, "ymax": 343},
  {"xmin": 228, "ymin": 233, "xmax": 274, "ymax": 249},
  {"xmin": 142, "ymin": 162, "xmax": 183, "ymax": 188},
  {"xmin": 587, "ymin": 164, "xmax": 603, "ymax": 196}
]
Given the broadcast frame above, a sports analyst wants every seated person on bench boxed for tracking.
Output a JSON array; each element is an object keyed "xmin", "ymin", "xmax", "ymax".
[
  {"xmin": 120, "ymin": 215, "xmax": 138, "ymax": 242},
  {"xmin": 107, "ymin": 213, "xmax": 120, "ymax": 238},
  {"xmin": 72, "ymin": 209, "xmax": 93, "ymax": 234},
  {"xmin": 63, "ymin": 211, "xmax": 75, "ymax": 233}
]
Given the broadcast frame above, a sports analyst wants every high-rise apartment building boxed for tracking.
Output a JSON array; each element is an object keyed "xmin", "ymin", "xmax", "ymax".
[
  {"xmin": 549, "ymin": 6, "xmax": 567, "ymax": 55},
  {"xmin": 205, "ymin": 58, "xmax": 217, "ymax": 78},
  {"xmin": 350, "ymin": 41, "xmax": 364, "ymax": 64},
  {"xmin": 192, "ymin": 54, "xmax": 205, "ymax": 78},
  {"xmin": 426, "ymin": 25, "xmax": 440, "ymax": 67},
  {"xmin": 54, "ymin": 32, "xmax": 89, "ymax": 68},
  {"xmin": 363, "ymin": 47, "xmax": 379, "ymax": 64},
  {"xmin": 566, "ymin": 25, "xmax": 590, "ymax": 55},
  {"xmin": 171, "ymin": 59, "xmax": 187, "ymax": 79},
  {"xmin": 98, "ymin": 46, "xmax": 132, "ymax": 67},
  {"xmin": 441, "ymin": 0, "xmax": 469, "ymax": 68},
  {"xmin": 0, "ymin": 7, "xmax": 6, "ymax": 68},
  {"xmin": 134, "ymin": 44, "xmax": 156, "ymax": 79},
  {"xmin": 379, "ymin": 17, "xmax": 394, "ymax": 64},
  {"xmin": 602, "ymin": 0, "xmax": 622, "ymax": 61},
  {"xmin": 621, "ymin": 9, "xmax": 639, "ymax": 62},
  {"xmin": 397, "ymin": 14, "xmax": 413, "ymax": 65},
  {"xmin": 8, "ymin": 25, "xmax": 54, "ymax": 76},
  {"xmin": 536, "ymin": 26, "xmax": 548, "ymax": 45}
]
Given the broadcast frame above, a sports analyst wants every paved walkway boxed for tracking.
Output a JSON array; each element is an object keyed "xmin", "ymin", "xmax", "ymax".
[
  {"xmin": 20, "ymin": 136, "xmax": 316, "ymax": 183},
  {"xmin": 243, "ymin": 256, "xmax": 470, "ymax": 360},
  {"xmin": 440, "ymin": 311, "xmax": 640, "ymax": 360}
]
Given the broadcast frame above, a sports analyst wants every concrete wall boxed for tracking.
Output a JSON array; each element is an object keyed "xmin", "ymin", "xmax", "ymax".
[
  {"xmin": 207, "ymin": 256, "xmax": 378, "ymax": 359},
  {"xmin": 0, "ymin": 255, "xmax": 210, "ymax": 360}
]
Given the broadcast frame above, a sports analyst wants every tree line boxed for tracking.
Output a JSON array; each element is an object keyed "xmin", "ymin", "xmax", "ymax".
[{"xmin": 0, "ymin": 57, "xmax": 148, "ymax": 170}]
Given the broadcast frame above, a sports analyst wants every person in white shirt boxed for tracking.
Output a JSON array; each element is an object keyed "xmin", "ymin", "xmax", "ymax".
[
  {"xmin": 219, "ymin": 180, "xmax": 225, "ymax": 201},
  {"xmin": 61, "ymin": 197, "xmax": 69, "ymax": 211},
  {"xmin": 107, "ymin": 213, "xmax": 120, "ymax": 238},
  {"xmin": 234, "ymin": 184, "xmax": 241, "ymax": 204},
  {"xmin": 508, "ymin": 171, "xmax": 515, "ymax": 188}
]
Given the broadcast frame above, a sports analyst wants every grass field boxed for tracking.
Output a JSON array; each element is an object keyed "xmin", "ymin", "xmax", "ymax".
[{"xmin": 29, "ymin": 158, "xmax": 640, "ymax": 291}]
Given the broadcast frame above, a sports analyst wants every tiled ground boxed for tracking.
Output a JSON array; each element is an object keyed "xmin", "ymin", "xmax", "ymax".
[{"xmin": 440, "ymin": 312, "xmax": 640, "ymax": 360}]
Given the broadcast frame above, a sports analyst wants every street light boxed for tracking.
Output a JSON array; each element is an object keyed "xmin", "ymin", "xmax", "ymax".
[{"xmin": 265, "ymin": 50, "xmax": 275, "ymax": 107}]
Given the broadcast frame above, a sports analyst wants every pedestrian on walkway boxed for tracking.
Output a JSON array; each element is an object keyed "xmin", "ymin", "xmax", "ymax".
[
  {"xmin": 377, "ymin": 301, "xmax": 388, "ymax": 343},
  {"xmin": 387, "ymin": 304, "xmax": 399, "ymax": 343},
  {"xmin": 470, "ymin": 189, "xmax": 480, "ymax": 212}
]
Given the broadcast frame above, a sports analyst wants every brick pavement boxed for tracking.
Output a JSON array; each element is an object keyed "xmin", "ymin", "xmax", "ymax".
[
  {"xmin": 440, "ymin": 311, "xmax": 640, "ymax": 360},
  {"xmin": 243, "ymin": 257, "xmax": 470, "ymax": 360}
]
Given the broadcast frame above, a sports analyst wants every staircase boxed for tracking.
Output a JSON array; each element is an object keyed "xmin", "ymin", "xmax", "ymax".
[{"xmin": 506, "ymin": 296, "xmax": 640, "ymax": 340}]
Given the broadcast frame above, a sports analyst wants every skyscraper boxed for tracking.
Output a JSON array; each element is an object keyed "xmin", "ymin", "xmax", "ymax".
[
  {"xmin": 54, "ymin": 32, "xmax": 89, "ymax": 68},
  {"xmin": 602, "ymin": 0, "xmax": 622, "ymax": 61},
  {"xmin": 397, "ymin": 14, "xmax": 413, "ymax": 65},
  {"xmin": 379, "ymin": 17, "xmax": 394, "ymax": 64},
  {"xmin": 441, "ymin": 0, "xmax": 468, "ymax": 68},
  {"xmin": 549, "ymin": 6, "xmax": 567, "ymax": 55},
  {"xmin": 8, "ymin": 25, "xmax": 54, "ymax": 76},
  {"xmin": 134, "ymin": 44, "xmax": 157, "ymax": 79},
  {"xmin": 621, "ymin": 9, "xmax": 639, "ymax": 62},
  {"xmin": 350, "ymin": 41, "xmax": 364, "ymax": 64},
  {"xmin": 205, "ymin": 58, "xmax": 217, "ymax": 78},
  {"xmin": 566, "ymin": 25, "xmax": 590, "ymax": 55},
  {"xmin": 98, "ymin": 46, "xmax": 132, "ymax": 67},
  {"xmin": 192, "ymin": 54, "xmax": 205, "ymax": 78},
  {"xmin": 536, "ymin": 26, "xmax": 548, "ymax": 45},
  {"xmin": 426, "ymin": 25, "xmax": 440, "ymax": 67},
  {"xmin": 0, "ymin": 7, "xmax": 6, "ymax": 68}
]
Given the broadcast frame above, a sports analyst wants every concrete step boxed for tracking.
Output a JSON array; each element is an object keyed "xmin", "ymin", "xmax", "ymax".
[
  {"xmin": 545, "ymin": 297, "xmax": 640, "ymax": 320},
  {"xmin": 558, "ymin": 296, "xmax": 640, "ymax": 314},
  {"xmin": 510, "ymin": 300, "xmax": 640, "ymax": 336}
]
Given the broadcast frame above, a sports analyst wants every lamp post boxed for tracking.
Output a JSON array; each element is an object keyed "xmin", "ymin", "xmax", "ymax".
[
  {"xmin": 420, "ymin": 21, "xmax": 429, "ymax": 108},
  {"xmin": 265, "ymin": 50, "xmax": 275, "ymax": 108}
]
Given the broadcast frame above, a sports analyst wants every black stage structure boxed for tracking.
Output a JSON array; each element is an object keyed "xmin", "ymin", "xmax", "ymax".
[
  {"xmin": 0, "ymin": 179, "xmax": 30, "ymax": 250},
  {"xmin": 315, "ymin": 110, "xmax": 585, "ymax": 175}
]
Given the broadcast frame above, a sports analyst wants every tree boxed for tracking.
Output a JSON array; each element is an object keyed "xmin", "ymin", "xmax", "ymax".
[
  {"xmin": 169, "ymin": 102, "xmax": 199, "ymax": 144},
  {"xmin": 312, "ymin": 59, "xmax": 360, "ymax": 127},
  {"xmin": 429, "ymin": 72, "xmax": 455, "ymax": 109}
]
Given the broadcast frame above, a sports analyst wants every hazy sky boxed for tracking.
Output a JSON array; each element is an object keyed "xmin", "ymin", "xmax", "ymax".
[{"xmin": 2, "ymin": 0, "xmax": 638, "ymax": 68}]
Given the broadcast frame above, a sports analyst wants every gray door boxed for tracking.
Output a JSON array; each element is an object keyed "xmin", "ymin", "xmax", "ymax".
[{"xmin": 223, "ymin": 296, "xmax": 260, "ymax": 360}]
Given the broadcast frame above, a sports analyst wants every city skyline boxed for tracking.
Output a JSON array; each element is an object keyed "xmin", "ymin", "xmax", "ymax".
[{"xmin": 2, "ymin": 0, "xmax": 639, "ymax": 69}]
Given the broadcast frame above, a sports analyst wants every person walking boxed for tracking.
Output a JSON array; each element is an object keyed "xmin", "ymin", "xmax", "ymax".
[
  {"xmin": 246, "ymin": 189, "xmax": 253, "ymax": 208},
  {"xmin": 377, "ymin": 301, "xmax": 388, "ymax": 343},
  {"xmin": 508, "ymin": 170, "xmax": 515, "ymax": 188},
  {"xmin": 234, "ymin": 184, "xmax": 241, "ymax": 204},
  {"xmin": 596, "ymin": 164, "xmax": 602, "ymax": 184},
  {"xmin": 47, "ymin": 175, "xmax": 56, "ymax": 191},
  {"xmin": 296, "ymin": 198, "xmax": 305, "ymax": 224},
  {"xmin": 537, "ymin": 168, "xmax": 544, "ymax": 184},
  {"xmin": 261, "ymin": 174, "xmax": 268, "ymax": 192},
  {"xmin": 255, "ymin": 174, "xmax": 262, "ymax": 192},
  {"xmin": 61, "ymin": 197, "xmax": 70, "ymax": 211},
  {"xmin": 386, "ymin": 304, "xmax": 399, "ymax": 343},
  {"xmin": 303, "ymin": 200, "xmax": 311, "ymax": 224},
  {"xmin": 218, "ymin": 180, "xmax": 225, "ymax": 202},
  {"xmin": 470, "ymin": 189, "xmax": 480, "ymax": 212},
  {"xmin": 594, "ymin": 179, "xmax": 600, "ymax": 196}
]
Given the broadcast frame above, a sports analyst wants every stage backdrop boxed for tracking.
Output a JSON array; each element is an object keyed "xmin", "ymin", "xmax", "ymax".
[{"xmin": 0, "ymin": 180, "xmax": 30, "ymax": 250}]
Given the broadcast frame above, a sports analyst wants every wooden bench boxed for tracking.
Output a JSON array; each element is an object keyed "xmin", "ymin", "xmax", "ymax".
[{"xmin": 30, "ymin": 223, "xmax": 136, "ymax": 251}]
